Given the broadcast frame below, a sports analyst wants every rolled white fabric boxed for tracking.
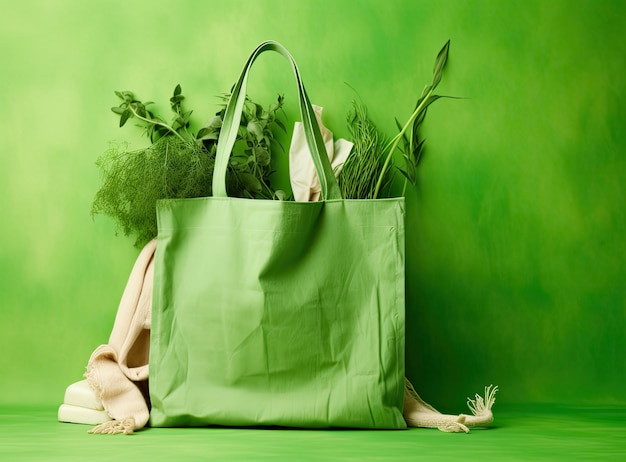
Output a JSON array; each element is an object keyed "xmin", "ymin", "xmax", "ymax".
[{"xmin": 57, "ymin": 404, "xmax": 111, "ymax": 426}]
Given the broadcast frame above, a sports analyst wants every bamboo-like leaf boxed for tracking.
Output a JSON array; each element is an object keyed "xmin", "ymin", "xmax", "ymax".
[
  {"xmin": 397, "ymin": 164, "xmax": 416, "ymax": 184},
  {"xmin": 418, "ymin": 94, "xmax": 445, "ymax": 117},
  {"xmin": 402, "ymin": 151, "xmax": 417, "ymax": 181},
  {"xmin": 395, "ymin": 117, "xmax": 409, "ymax": 154},
  {"xmin": 419, "ymin": 84, "xmax": 431, "ymax": 100},
  {"xmin": 395, "ymin": 117, "xmax": 410, "ymax": 145},
  {"xmin": 410, "ymin": 112, "xmax": 425, "ymax": 154},
  {"xmin": 413, "ymin": 108, "xmax": 427, "ymax": 131},
  {"xmin": 432, "ymin": 40, "xmax": 450, "ymax": 88},
  {"xmin": 413, "ymin": 139, "xmax": 426, "ymax": 166},
  {"xmin": 401, "ymin": 153, "xmax": 413, "ymax": 170}
]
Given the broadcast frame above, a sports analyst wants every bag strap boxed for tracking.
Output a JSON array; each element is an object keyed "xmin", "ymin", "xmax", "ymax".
[{"xmin": 212, "ymin": 40, "xmax": 343, "ymax": 201}]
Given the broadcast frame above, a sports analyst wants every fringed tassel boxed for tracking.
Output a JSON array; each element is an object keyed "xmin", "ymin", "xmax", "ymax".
[
  {"xmin": 88, "ymin": 418, "xmax": 135, "ymax": 435},
  {"xmin": 468, "ymin": 384, "xmax": 498, "ymax": 416},
  {"xmin": 462, "ymin": 385, "xmax": 498, "ymax": 428}
]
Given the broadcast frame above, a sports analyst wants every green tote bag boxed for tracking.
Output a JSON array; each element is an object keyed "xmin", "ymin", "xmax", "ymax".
[{"xmin": 149, "ymin": 41, "xmax": 407, "ymax": 429}]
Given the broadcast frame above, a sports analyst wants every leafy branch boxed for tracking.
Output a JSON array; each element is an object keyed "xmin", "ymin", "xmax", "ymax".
[
  {"xmin": 94, "ymin": 85, "xmax": 287, "ymax": 247},
  {"xmin": 198, "ymin": 94, "xmax": 286, "ymax": 199},
  {"xmin": 111, "ymin": 85, "xmax": 192, "ymax": 143},
  {"xmin": 373, "ymin": 40, "xmax": 454, "ymax": 198}
]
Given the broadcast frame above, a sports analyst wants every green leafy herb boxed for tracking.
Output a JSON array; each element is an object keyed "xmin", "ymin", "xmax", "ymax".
[
  {"xmin": 111, "ymin": 86, "xmax": 192, "ymax": 143},
  {"xmin": 199, "ymin": 94, "xmax": 286, "ymax": 199},
  {"xmin": 93, "ymin": 85, "xmax": 286, "ymax": 247}
]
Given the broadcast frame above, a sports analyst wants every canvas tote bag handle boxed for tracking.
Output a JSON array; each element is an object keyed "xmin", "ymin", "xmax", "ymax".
[{"xmin": 212, "ymin": 40, "xmax": 343, "ymax": 201}]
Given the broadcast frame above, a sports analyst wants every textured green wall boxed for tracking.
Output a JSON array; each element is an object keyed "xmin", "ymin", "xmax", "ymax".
[{"xmin": 1, "ymin": 0, "xmax": 624, "ymax": 409}]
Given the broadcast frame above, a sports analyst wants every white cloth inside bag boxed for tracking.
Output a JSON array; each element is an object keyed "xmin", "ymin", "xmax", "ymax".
[{"xmin": 289, "ymin": 105, "xmax": 352, "ymax": 202}]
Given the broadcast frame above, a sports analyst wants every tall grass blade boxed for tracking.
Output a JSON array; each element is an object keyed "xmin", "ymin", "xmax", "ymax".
[{"xmin": 432, "ymin": 40, "xmax": 450, "ymax": 88}]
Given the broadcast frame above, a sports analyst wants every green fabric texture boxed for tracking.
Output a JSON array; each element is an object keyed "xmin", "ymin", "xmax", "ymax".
[{"xmin": 149, "ymin": 41, "xmax": 406, "ymax": 429}]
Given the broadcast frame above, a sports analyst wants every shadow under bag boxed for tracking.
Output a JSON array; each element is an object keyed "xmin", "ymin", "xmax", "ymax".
[{"xmin": 149, "ymin": 40, "xmax": 407, "ymax": 429}]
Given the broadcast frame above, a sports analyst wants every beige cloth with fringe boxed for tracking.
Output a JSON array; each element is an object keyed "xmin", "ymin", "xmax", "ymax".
[{"xmin": 85, "ymin": 238, "xmax": 156, "ymax": 434}]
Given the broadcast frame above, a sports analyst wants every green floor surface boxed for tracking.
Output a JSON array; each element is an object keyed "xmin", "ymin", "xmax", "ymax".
[{"xmin": 1, "ymin": 404, "xmax": 624, "ymax": 461}]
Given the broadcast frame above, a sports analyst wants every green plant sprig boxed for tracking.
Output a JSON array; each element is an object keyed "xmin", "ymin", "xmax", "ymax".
[
  {"xmin": 111, "ymin": 85, "xmax": 192, "ymax": 143},
  {"xmin": 169, "ymin": 84, "xmax": 194, "ymax": 138},
  {"xmin": 198, "ymin": 94, "xmax": 286, "ymax": 199},
  {"xmin": 94, "ymin": 85, "xmax": 287, "ymax": 247},
  {"xmin": 373, "ymin": 40, "xmax": 453, "ymax": 198}
]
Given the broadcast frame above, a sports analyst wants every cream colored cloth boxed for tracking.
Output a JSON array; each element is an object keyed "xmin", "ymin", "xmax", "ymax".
[
  {"xmin": 289, "ymin": 105, "xmax": 352, "ymax": 202},
  {"xmin": 85, "ymin": 238, "xmax": 156, "ymax": 434}
]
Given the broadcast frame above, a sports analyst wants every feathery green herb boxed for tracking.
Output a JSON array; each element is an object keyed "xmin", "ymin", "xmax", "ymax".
[{"xmin": 92, "ymin": 137, "xmax": 213, "ymax": 247}]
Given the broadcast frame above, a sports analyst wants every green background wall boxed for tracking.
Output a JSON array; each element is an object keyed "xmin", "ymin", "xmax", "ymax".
[{"xmin": 1, "ymin": 0, "xmax": 624, "ymax": 411}]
